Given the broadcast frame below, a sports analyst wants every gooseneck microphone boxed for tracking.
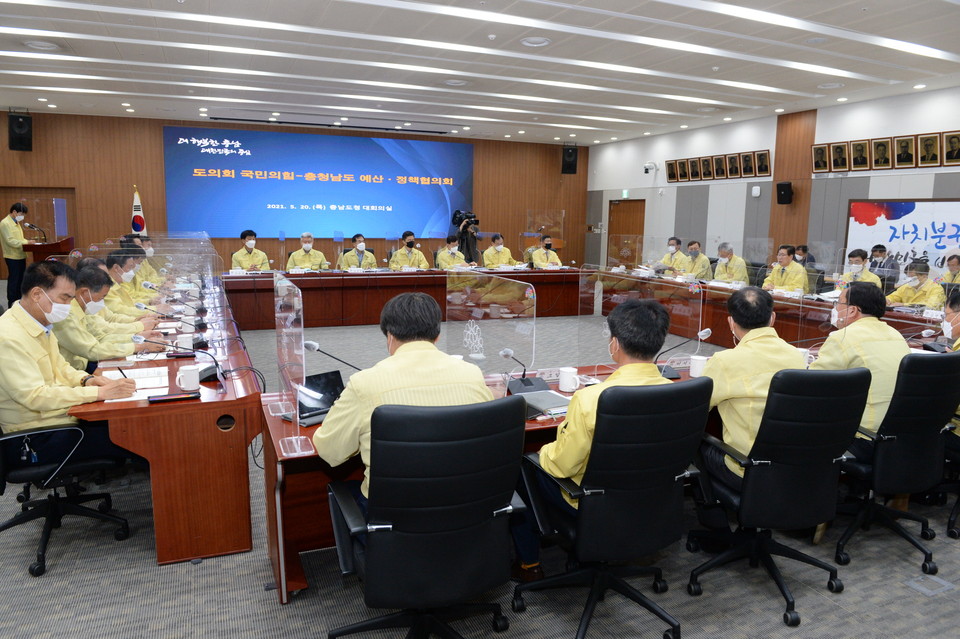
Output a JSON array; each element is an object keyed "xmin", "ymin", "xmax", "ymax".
[
  {"xmin": 23, "ymin": 222, "xmax": 47, "ymax": 242},
  {"xmin": 498, "ymin": 348, "xmax": 550, "ymax": 393},
  {"xmin": 655, "ymin": 328, "xmax": 713, "ymax": 362},
  {"xmin": 499, "ymin": 348, "xmax": 528, "ymax": 379},
  {"xmin": 303, "ymin": 341, "xmax": 362, "ymax": 371},
  {"xmin": 134, "ymin": 302, "xmax": 176, "ymax": 319}
]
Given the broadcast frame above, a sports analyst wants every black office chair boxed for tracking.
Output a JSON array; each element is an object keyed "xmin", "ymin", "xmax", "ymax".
[
  {"xmin": 750, "ymin": 261, "xmax": 768, "ymax": 288},
  {"xmin": 512, "ymin": 378, "xmax": 713, "ymax": 639},
  {"xmin": 0, "ymin": 425, "xmax": 130, "ymax": 576},
  {"xmin": 939, "ymin": 441, "xmax": 960, "ymax": 538},
  {"xmin": 687, "ymin": 368, "xmax": 871, "ymax": 627},
  {"xmin": 834, "ymin": 351, "xmax": 960, "ymax": 574},
  {"xmin": 326, "ymin": 396, "xmax": 527, "ymax": 639}
]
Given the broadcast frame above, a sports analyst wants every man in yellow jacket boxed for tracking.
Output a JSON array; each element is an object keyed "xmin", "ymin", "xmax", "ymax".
[
  {"xmin": 713, "ymin": 242, "xmax": 749, "ymax": 284},
  {"xmin": 389, "ymin": 231, "xmax": 431, "ymax": 270},
  {"xmin": 762, "ymin": 244, "xmax": 809, "ymax": 293},
  {"xmin": 531, "ymin": 235, "xmax": 561, "ymax": 268},
  {"xmin": 941, "ymin": 289, "xmax": 960, "ymax": 456},
  {"xmin": 337, "ymin": 233, "xmax": 377, "ymax": 269},
  {"xmin": 436, "ymin": 235, "xmax": 472, "ymax": 270},
  {"xmin": 887, "ymin": 261, "xmax": 945, "ymax": 309},
  {"xmin": 1, "ymin": 202, "xmax": 33, "ymax": 310},
  {"xmin": 482, "ymin": 233, "xmax": 517, "ymax": 268},
  {"xmin": 838, "ymin": 249, "xmax": 883, "ymax": 289},
  {"xmin": 231, "ymin": 229, "xmax": 270, "ymax": 270},
  {"xmin": 286, "ymin": 232, "xmax": 329, "ymax": 271}
]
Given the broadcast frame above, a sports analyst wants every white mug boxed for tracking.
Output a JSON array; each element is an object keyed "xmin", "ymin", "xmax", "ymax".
[
  {"xmin": 183, "ymin": 303, "xmax": 196, "ymax": 316},
  {"xmin": 176, "ymin": 364, "xmax": 201, "ymax": 391},
  {"xmin": 176, "ymin": 333, "xmax": 194, "ymax": 350},
  {"xmin": 689, "ymin": 355, "xmax": 710, "ymax": 378},
  {"xmin": 489, "ymin": 304, "xmax": 501, "ymax": 319},
  {"xmin": 558, "ymin": 367, "xmax": 580, "ymax": 393}
]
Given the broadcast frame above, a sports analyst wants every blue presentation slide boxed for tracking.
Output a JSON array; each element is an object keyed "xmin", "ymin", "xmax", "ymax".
[{"xmin": 162, "ymin": 126, "xmax": 473, "ymax": 239}]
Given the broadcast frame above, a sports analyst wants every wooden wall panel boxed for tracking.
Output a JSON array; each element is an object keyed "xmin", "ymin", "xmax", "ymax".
[
  {"xmin": 769, "ymin": 110, "xmax": 817, "ymax": 249},
  {"xmin": 0, "ymin": 114, "xmax": 588, "ymax": 274}
]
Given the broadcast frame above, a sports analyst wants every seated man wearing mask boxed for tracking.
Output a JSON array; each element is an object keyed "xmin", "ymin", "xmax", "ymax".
[
  {"xmin": 337, "ymin": 233, "xmax": 377, "ymax": 269},
  {"xmin": 838, "ymin": 249, "xmax": 882, "ymax": 288},
  {"xmin": 436, "ymin": 235, "xmax": 474, "ymax": 269},
  {"xmin": 886, "ymin": 261, "xmax": 945, "ymax": 309},
  {"xmin": 231, "ymin": 229, "xmax": 270, "ymax": 271},
  {"xmin": 941, "ymin": 290, "xmax": 960, "ymax": 456},
  {"xmin": 389, "ymin": 231, "xmax": 431, "ymax": 270},
  {"xmin": 531, "ymin": 235, "xmax": 561, "ymax": 268},
  {"xmin": 943, "ymin": 254, "xmax": 960, "ymax": 285},
  {"xmin": 685, "ymin": 240, "xmax": 713, "ymax": 280},
  {"xmin": 658, "ymin": 236, "xmax": 690, "ymax": 276},
  {"xmin": 104, "ymin": 250, "xmax": 149, "ymax": 319},
  {"xmin": 75, "ymin": 257, "xmax": 157, "ymax": 338},
  {"xmin": 482, "ymin": 233, "xmax": 517, "ymax": 268},
  {"xmin": 713, "ymin": 242, "xmax": 749, "ymax": 284},
  {"xmin": 286, "ymin": 232, "xmax": 328, "ymax": 271},
  {"xmin": 0, "ymin": 261, "xmax": 136, "ymax": 464},
  {"xmin": 762, "ymin": 244, "xmax": 809, "ymax": 293}
]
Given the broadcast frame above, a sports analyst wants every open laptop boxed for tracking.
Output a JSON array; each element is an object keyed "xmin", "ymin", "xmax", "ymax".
[{"xmin": 279, "ymin": 370, "xmax": 346, "ymax": 427}]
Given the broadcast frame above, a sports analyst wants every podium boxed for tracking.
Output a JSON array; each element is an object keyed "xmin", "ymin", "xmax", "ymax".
[{"xmin": 24, "ymin": 236, "xmax": 75, "ymax": 262}]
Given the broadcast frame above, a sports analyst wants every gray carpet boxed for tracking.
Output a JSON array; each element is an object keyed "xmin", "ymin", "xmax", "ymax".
[{"xmin": 1, "ymin": 301, "xmax": 958, "ymax": 638}]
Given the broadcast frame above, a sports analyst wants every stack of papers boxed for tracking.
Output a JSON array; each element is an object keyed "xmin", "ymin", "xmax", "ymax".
[{"xmin": 103, "ymin": 366, "xmax": 170, "ymax": 389}]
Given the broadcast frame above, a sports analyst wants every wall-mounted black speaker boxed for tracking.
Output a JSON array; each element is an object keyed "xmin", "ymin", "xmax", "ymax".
[
  {"xmin": 776, "ymin": 181, "xmax": 793, "ymax": 205},
  {"xmin": 561, "ymin": 146, "xmax": 578, "ymax": 174},
  {"xmin": 8, "ymin": 114, "xmax": 32, "ymax": 151}
]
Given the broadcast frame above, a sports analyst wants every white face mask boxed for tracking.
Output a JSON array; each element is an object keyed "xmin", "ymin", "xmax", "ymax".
[
  {"xmin": 494, "ymin": 244, "xmax": 503, "ymax": 252},
  {"xmin": 830, "ymin": 306, "xmax": 840, "ymax": 327},
  {"xmin": 302, "ymin": 243, "xmax": 312, "ymax": 252},
  {"xmin": 942, "ymin": 318, "xmax": 954, "ymax": 340},
  {"xmin": 448, "ymin": 248, "xmax": 457, "ymax": 255},
  {"xmin": 41, "ymin": 290, "xmax": 71, "ymax": 324},
  {"xmin": 717, "ymin": 257, "xmax": 729, "ymax": 264},
  {"xmin": 83, "ymin": 294, "xmax": 106, "ymax": 316},
  {"xmin": 121, "ymin": 268, "xmax": 136, "ymax": 283},
  {"xmin": 144, "ymin": 247, "xmax": 155, "ymax": 258},
  {"xmin": 906, "ymin": 276, "xmax": 920, "ymax": 288},
  {"xmin": 14, "ymin": 214, "xmax": 24, "ymax": 223},
  {"xmin": 133, "ymin": 263, "xmax": 142, "ymax": 272},
  {"xmin": 356, "ymin": 242, "xmax": 366, "ymax": 252},
  {"xmin": 245, "ymin": 240, "xmax": 256, "ymax": 249},
  {"xmin": 848, "ymin": 263, "xmax": 863, "ymax": 273},
  {"xmin": 667, "ymin": 245, "xmax": 677, "ymax": 254}
]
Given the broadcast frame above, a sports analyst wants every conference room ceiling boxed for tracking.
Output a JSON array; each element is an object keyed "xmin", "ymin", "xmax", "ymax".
[{"xmin": 0, "ymin": 0, "xmax": 958, "ymax": 146}]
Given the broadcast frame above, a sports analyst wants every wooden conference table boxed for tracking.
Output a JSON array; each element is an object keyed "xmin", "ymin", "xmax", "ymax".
[
  {"xmin": 223, "ymin": 268, "xmax": 582, "ymax": 330},
  {"xmin": 70, "ymin": 301, "xmax": 263, "ymax": 565}
]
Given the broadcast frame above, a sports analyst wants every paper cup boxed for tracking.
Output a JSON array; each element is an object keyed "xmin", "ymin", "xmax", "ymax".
[{"xmin": 689, "ymin": 355, "xmax": 710, "ymax": 378}]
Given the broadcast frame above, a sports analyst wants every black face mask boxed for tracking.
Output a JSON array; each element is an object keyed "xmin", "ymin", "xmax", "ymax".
[
  {"xmin": 544, "ymin": 243, "xmax": 553, "ymax": 251},
  {"xmin": 406, "ymin": 240, "xmax": 415, "ymax": 248}
]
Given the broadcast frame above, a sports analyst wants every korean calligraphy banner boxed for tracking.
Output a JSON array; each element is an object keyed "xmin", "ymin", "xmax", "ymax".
[
  {"xmin": 847, "ymin": 200, "xmax": 960, "ymax": 280},
  {"xmin": 163, "ymin": 126, "xmax": 473, "ymax": 238}
]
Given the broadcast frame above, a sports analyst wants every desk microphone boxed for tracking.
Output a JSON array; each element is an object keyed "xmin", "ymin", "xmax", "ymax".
[
  {"xmin": 655, "ymin": 328, "xmax": 712, "ymax": 362},
  {"xmin": 23, "ymin": 222, "xmax": 47, "ymax": 242},
  {"xmin": 499, "ymin": 348, "xmax": 550, "ymax": 393},
  {"xmin": 131, "ymin": 335, "xmax": 223, "ymax": 384},
  {"xmin": 901, "ymin": 327, "xmax": 938, "ymax": 341},
  {"xmin": 303, "ymin": 341, "xmax": 362, "ymax": 371},
  {"xmin": 134, "ymin": 302, "xmax": 176, "ymax": 319}
]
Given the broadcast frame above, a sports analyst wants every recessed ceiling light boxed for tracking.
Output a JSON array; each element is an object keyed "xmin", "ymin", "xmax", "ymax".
[
  {"xmin": 775, "ymin": 108, "xmax": 785, "ymax": 113},
  {"xmin": 696, "ymin": 107, "xmax": 718, "ymax": 113},
  {"xmin": 37, "ymin": 98, "xmax": 47, "ymax": 102},
  {"xmin": 272, "ymin": 112, "xmax": 280, "ymax": 116},
  {"xmin": 569, "ymin": 133, "xmax": 576, "ymax": 137},
  {"xmin": 836, "ymin": 97, "xmax": 848, "ymax": 102},
  {"xmin": 198, "ymin": 107, "xmax": 208, "ymax": 112},
  {"xmin": 199, "ymin": 113, "xmax": 208, "ymax": 117},
  {"xmin": 403, "ymin": 122, "xmax": 411, "ymax": 126},
  {"xmin": 462, "ymin": 126, "xmax": 471, "ymax": 131},
  {"xmin": 521, "ymin": 36, "xmax": 551, "ymax": 47},
  {"xmin": 504, "ymin": 134, "xmax": 511, "ymax": 138},
  {"xmin": 333, "ymin": 121, "xmax": 341, "ymax": 125},
  {"xmin": 444, "ymin": 79, "xmax": 468, "ymax": 86},
  {"xmin": 913, "ymin": 84, "xmax": 927, "ymax": 89},
  {"xmin": 518, "ymin": 130, "xmax": 525, "ymax": 134},
  {"xmin": 268, "ymin": 117, "xmax": 277, "ymax": 121},
  {"xmin": 24, "ymin": 40, "xmax": 60, "ymax": 51},
  {"xmin": 554, "ymin": 137, "xmax": 561, "ymax": 140},
  {"xmin": 125, "ymin": 108, "xmax": 135, "ymax": 113},
  {"xmin": 47, "ymin": 104, "xmax": 57, "ymax": 108},
  {"xmin": 680, "ymin": 125, "xmax": 689, "ymax": 129},
  {"xmin": 643, "ymin": 132, "xmax": 651, "ymax": 135},
  {"xmin": 805, "ymin": 37, "xmax": 829, "ymax": 45},
  {"xmin": 722, "ymin": 117, "xmax": 732, "ymax": 121},
  {"xmin": 121, "ymin": 102, "xmax": 131, "ymax": 107},
  {"xmin": 610, "ymin": 137, "xmax": 618, "ymax": 141},
  {"xmin": 593, "ymin": 140, "xmax": 600, "ymax": 144},
  {"xmin": 818, "ymin": 82, "xmax": 845, "ymax": 89},
  {"xmin": 395, "ymin": 125, "xmax": 402, "ymax": 129},
  {"xmin": 450, "ymin": 129, "xmax": 459, "ymax": 133}
]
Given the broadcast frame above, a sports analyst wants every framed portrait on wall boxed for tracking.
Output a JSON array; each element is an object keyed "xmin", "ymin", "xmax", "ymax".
[
  {"xmin": 917, "ymin": 134, "xmax": 940, "ymax": 166},
  {"xmin": 687, "ymin": 158, "xmax": 700, "ymax": 181},
  {"xmin": 754, "ymin": 150, "xmax": 771, "ymax": 177},
  {"xmin": 893, "ymin": 135, "xmax": 916, "ymax": 168},
  {"xmin": 740, "ymin": 152, "xmax": 756, "ymax": 177},
  {"xmin": 725, "ymin": 153, "xmax": 741, "ymax": 178},
  {"xmin": 712, "ymin": 155, "xmax": 726, "ymax": 179},
  {"xmin": 699, "ymin": 157, "xmax": 714, "ymax": 180},
  {"xmin": 849, "ymin": 140, "xmax": 870, "ymax": 171},
  {"xmin": 942, "ymin": 131, "xmax": 960, "ymax": 166},
  {"xmin": 871, "ymin": 138, "xmax": 892, "ymax": 169},
  {"xmin": 677, "ymin": 158, "xmax": 689, "ymax": 181},
  {"xmin": 830, "ymin": 142, "xmax": 849, "ymax": 172},
  {"xmin": 812, "ymin": 144, "xmax": 829, "ymax": 173},
  {"xmin": 665, "ymin": 160, "xmax": 678, "ymax": 183}
]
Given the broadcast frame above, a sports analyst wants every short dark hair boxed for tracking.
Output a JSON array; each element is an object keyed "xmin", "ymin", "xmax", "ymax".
[
  {"xmin": 871, "ymin": 244, "xmax": 887, "ymax": 254},
  {"xmin": 947, "ymin": 289, "xmax": 960, "ymax": 312},
  {"xmin": 379, "ymin": 292, "xmax": 442, "ymax": 342},
  {"xmin": 491, "ymin": 233, "xmax": 503, "ymax": 242},
  {"xmin": 106, "ymin": 250, "xmax": 135, "ymax": 270},
  {"xmin": 119, "ymin": 240, "xmax": 139, "ymax": 250},
  {"xmin": 778, "ymin": 244, "xmax": 796, "ymax": 257},
  {"xmin": 401, "ymin": 231, "xmax": 415, "ymax": 240},
  {"xmin": 668, "ymin": 236, "xmax": 681, "ymax": 246},
  {"xmin": 10, "ymin": 202, "xmax": 27, "ymax": 214},
  {"xmin": 797, "ymin": 245, "xmax": 809, "ymax": 253},
  {"xmin": 948, "ymin": 255, "xmax": 960, "ymax": 265},
  {"xmin": 845, "ymin": 281, "xmax": 886, "ymax": 319},
  {"xmin": 847, "ymin": 248, "xmax": 868, "ymax": 261},
  {"xmin": 687, "ymin": 240, "xmax": 701, "ymax": 249},
  {"xmin": 905, "ymin": 261, "xmax": 929, "ymax": 276},
  {"xmin": 123, "ymin": 245, "xmax": 147, "ymax": 259},
  {"xmin": 351, "ymin": 233, "xmax": 364, "ymax": 243},
  {"xmin": 445, "ymin": 235, "xmax": 458, "ymax": 244},
  {"xmin": 607, "ymin": 299, "xmax": 670, "ymax": 360},
  {"xmin": 76, "ymin": 257, "xmax": 106, "ymax": 270},
  {"xmin": 122, "ymin": 233, "xmax": 142, "ymax": 244},
  {"xmin": 727, "ymin": 286, "xmax": 774, "ymax": 330},
  {"xmin": 240, "ymin": 229, "xmax": 257, "ymax": 241},
  {"xmin": 77, "ymin": 266, "xmax": 114, "ymax": 293},
  {"xmin": 21, "ymin": 261, "xmax": 78, "ymax": 296},
  {"xmin": 541, "ymin": 235, "xmax": 552, "ymax": 243}
]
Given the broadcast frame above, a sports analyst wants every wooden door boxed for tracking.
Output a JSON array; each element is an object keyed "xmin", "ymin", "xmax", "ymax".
[{"xmin": 607, "ymin": 199, "xmax": 645, "ymax": 267}]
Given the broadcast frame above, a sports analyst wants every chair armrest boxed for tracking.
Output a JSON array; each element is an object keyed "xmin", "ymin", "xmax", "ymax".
[
  {"xmin": 328, "ymin": 482, "xmax": 368, "ymax": 536},
  {"xmin": 857, "ymin": 427, "xmax": 878, "ymax": 440},
  {"xmin": 942, "ymin": 423, "xmax": 957, "ymax": 434},
  {"xmin": 522, "ymin": 452, "xmax": 584, "ymax": 499},
  {"xmin": 702, "ymin": 433, "xmax": 751, "ymax": 467},
  {"xmin": 494, "ymin": 491, "xmax": 527, "ymax": 518},
  {"xmin": 520, "ymin": 452, "xmax": 582, "ymax": 538},
  {"xmin": 0, "ymin": 425, "xmax": 84, "ymax": 490}
]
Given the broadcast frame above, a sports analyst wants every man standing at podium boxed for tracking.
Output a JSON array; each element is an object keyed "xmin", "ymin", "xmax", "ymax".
[{"xmin": 1, "ymin": 202, "xmax": 33, "ymax": 310}]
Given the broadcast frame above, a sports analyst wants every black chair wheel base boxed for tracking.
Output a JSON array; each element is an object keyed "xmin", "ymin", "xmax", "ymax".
[
  {"xmin": 29, "ymin": 561, "xmax": 45, "ymax": 577},
  {"xmin": 835, "ymin": 551, "xmax": 850, "ymax": 565},
  {"xmin": 921, "ymin": 528, "xmax": 936, "ymax": 541},
  {"xmin": 114, "ymin": 525, "xmax": 130, "ymax": 541},
  {"xmin": 783, "ymin": 610, "xmax": 801, "ymax": 627},
  {"xmin": 98, "ymin": 496, "xmax": 112, "ymax": 513},
  {"xmin": 652, "ymin": 578, "xmax": 668, "ymax": 594},
  {"xmin": 663, "ymin": 628, "xmax": 679, "ymax": 639},
  {"xmin": 922, "ymin": 561, "xmax": 938, "ymax": 575},
  {"xmin": 686, "ymin": 582, "xmax": 702, "ymax": 596},
  {"xmin": 511, "ymin": 596, "xmax": 526, "ymax": 613},
  {"xmin": 492, "ymin": 613, "xmax": 509, "ymax": 632},
  {"xmin": 685, "ymin": 539, "xmax": 699, "ymax": 553},
  {"xmin": 827, "ymin": 577, "xmax": 843, "ymax": 593},
  {"xmin": 947, "ymin": 528, "xmax": 960, "ymax": 539}
]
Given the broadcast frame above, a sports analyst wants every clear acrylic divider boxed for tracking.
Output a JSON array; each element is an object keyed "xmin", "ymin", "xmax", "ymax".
[
  {"xmin": 743, "ymin": 237, "xmax": 774, "ymax": 288},
  {"xmin": 442, "ymin": 271, "xmax": 536, "ymax": 398},
  {"xmin": 271, "ymin": 274, "xmax": 313, "ymax": 457},
  {"xmin": 606, "ymin": 234, "xmax": 644, "ymax": 269},
  {"xmin": 424, "ymin": 232, "xmax": 448, "ymax": 269}
]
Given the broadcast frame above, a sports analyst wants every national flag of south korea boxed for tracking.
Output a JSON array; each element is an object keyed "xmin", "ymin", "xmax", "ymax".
[{"xmin": 131, "ymin": 187, "xmax": 146, "ymax": 234}]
